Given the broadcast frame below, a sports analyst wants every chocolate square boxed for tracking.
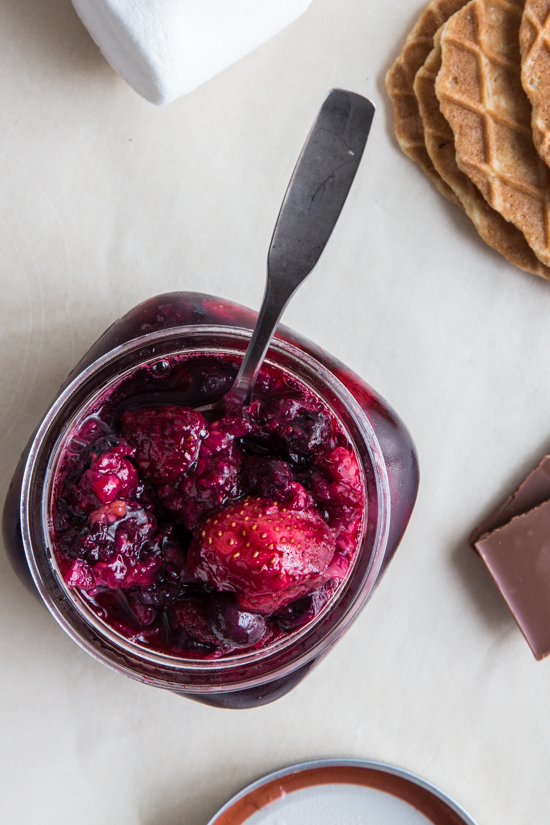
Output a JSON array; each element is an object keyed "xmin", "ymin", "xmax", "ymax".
[
  {"xmin": 470, "ymin": 455, "xmax": 550, "ymax": 547},
  {"xmin": 476, "ymin": 499, "xmax": 550, "ymax": 660}
]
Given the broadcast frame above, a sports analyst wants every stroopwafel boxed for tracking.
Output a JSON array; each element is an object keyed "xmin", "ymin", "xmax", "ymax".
[
  {"xmin": 436, "ymin": 0, "xmax": 550, "ymax": 269},
  {"xmin": 415, "ymin": 29, "xmax": 550, "ymax": 276}
]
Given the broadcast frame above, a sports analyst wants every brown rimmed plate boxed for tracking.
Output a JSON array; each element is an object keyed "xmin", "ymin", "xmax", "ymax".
[{"xmin": 207, "ymin": 759, "xmax": 478, "ymax": 825}]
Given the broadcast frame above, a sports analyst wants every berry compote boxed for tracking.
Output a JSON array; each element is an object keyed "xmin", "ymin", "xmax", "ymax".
[
  {"xmin": 51, "ymin": 354, "xmax": 364, "ymax": 659},
  {"xmin": 3, "ymin": 292, "xmax": 419, "ymax": 708}
]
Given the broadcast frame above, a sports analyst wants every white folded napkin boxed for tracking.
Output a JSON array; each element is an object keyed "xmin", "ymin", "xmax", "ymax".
[{"xmin": 71, "ymin": 0, "xmax": 313, "ymax": 105}]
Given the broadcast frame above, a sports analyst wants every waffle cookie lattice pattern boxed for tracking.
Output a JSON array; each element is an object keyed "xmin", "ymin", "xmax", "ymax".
[{"xmin": 436, "ymin": 0, "xmax": 550, "ymax": 268}]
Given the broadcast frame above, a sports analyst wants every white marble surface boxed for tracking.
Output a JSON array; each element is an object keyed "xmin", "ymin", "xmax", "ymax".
[{"xmin": 1, "ymin": 1, "xmax": 550, "ymax": 823}]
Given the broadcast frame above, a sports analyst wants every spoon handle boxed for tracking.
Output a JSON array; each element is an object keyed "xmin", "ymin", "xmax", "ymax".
[{"xmin": 227, "ymin": 89, "xmax": 375, "ymax": 408}]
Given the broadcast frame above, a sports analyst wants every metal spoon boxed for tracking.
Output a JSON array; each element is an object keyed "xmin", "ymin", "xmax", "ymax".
[{"xmin": 202, "ymin": 88, "xmax": 375, "ymax": 412}]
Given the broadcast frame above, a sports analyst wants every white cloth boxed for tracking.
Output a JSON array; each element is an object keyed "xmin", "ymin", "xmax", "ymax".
[{"xmin": 71, "ymin": 0, "xmax": 313, "ymax": 104}]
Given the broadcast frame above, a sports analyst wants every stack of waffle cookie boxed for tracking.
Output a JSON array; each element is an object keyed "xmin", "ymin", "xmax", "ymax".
[{"xmin": 386, "ymin": 0, "xmax": 550, "ymax": 279}]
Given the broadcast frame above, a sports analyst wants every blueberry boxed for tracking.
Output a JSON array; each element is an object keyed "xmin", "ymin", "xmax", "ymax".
[
  {"xmin": 199, "ymin": 369, "xmax": 235, "ymax": 398},
  {"xmin": 140, "ymin": 580, "xmax": 184, "ymax": 607},
  {"xmin": 207, "ymin": 593, "xmax": 267, "ymax": 649},
  {"xmin": 274, "ymin": 586, "xmax": 330, "ymax": 631},
  {"xmin": 150, "ymin": 360, "xmax": 171, "ymax": 376}
]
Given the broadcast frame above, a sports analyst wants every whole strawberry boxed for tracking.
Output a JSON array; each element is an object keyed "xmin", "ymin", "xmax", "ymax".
[{"xmin": 188, "ymin": 496, "xmax": 335, "ymax": 614}]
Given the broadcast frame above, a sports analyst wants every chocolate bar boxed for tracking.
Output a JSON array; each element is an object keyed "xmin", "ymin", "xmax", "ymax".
[
  {"xmin": 470, "ymin": 455, "xmax": 550, "ymax": 547},
  {"xmin": 471, "ymin": 455, "xmax": 550, "ymax": 660},
  {"xmin": 475, "ymin": 499, "xmax": 550, "ymax": 660}
]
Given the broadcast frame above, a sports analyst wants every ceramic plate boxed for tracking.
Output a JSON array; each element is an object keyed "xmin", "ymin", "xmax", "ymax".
[{"xmin": 207, "ymin": 759, "xmax": 478, "ymax": 825}]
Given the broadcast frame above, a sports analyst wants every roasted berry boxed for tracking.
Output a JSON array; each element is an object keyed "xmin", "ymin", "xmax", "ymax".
[
  {"xmin": 121, "ymin": 405, "xmax": 206, "ymax": 482},
  {"xmin": 188, "ymin": 496, "xmax": 335, "ymax": 614}
]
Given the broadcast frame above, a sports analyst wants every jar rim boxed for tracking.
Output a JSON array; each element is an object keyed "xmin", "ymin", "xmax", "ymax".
[{"xmin": 20, "ymin": 324, "xmax": 391, "ymax": 693}]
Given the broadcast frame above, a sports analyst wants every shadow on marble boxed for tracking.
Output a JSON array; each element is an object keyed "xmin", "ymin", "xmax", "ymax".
[
  {"xmin": 450, "ymin": 537, "xmax": 513, "ymax": 635},
  {"xmin": 0, "ymin": 528, "xmax": 55, "ymax": 657},
  {"xmin": 0, "ymin": 0, "xmax": 105, "ymax": 78},
  {"xmin": 139, "ymin": 785, "xmax": 232, "ymax": 825}
]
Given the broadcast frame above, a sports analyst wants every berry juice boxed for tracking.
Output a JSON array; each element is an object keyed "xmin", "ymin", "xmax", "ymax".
[{"xmin": 3, "ymin": 293, "xmax": 418, "ymax": 708}]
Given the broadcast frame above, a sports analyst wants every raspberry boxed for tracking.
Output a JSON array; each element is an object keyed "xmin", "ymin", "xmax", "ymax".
[
  {"xmin": 73, "ymin": 442, "xmax": 139, "ymax": 513},
  {"xmin": 121, "ymin": 406, "xmax": 206, "ymax": 483},
  {"xmin": 159, "ymin": 416, "xmax": 255, "ymax": 530},
  {"xmin": 310, "ymin": 446, "xmax": 363, "ymax": 547},
  {"xmin": 65, "ymin": 501, "xmax": 162, "ymax": 590}
]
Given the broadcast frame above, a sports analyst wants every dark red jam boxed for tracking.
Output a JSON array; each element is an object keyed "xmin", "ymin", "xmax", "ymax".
[{"xmin": 51, "ymin": 353, "xmax": 364, "ymax": 658}]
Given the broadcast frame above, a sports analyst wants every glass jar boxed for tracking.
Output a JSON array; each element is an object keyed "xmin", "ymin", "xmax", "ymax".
[{"xmin": 3, "ymin": 292, "xmax": 418, "ymax": 709}]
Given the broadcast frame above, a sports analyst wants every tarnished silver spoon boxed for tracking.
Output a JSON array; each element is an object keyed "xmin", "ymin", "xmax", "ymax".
[{"xmin": 199, "ymin": 89, "xmax": 375, "ymax": 413}]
